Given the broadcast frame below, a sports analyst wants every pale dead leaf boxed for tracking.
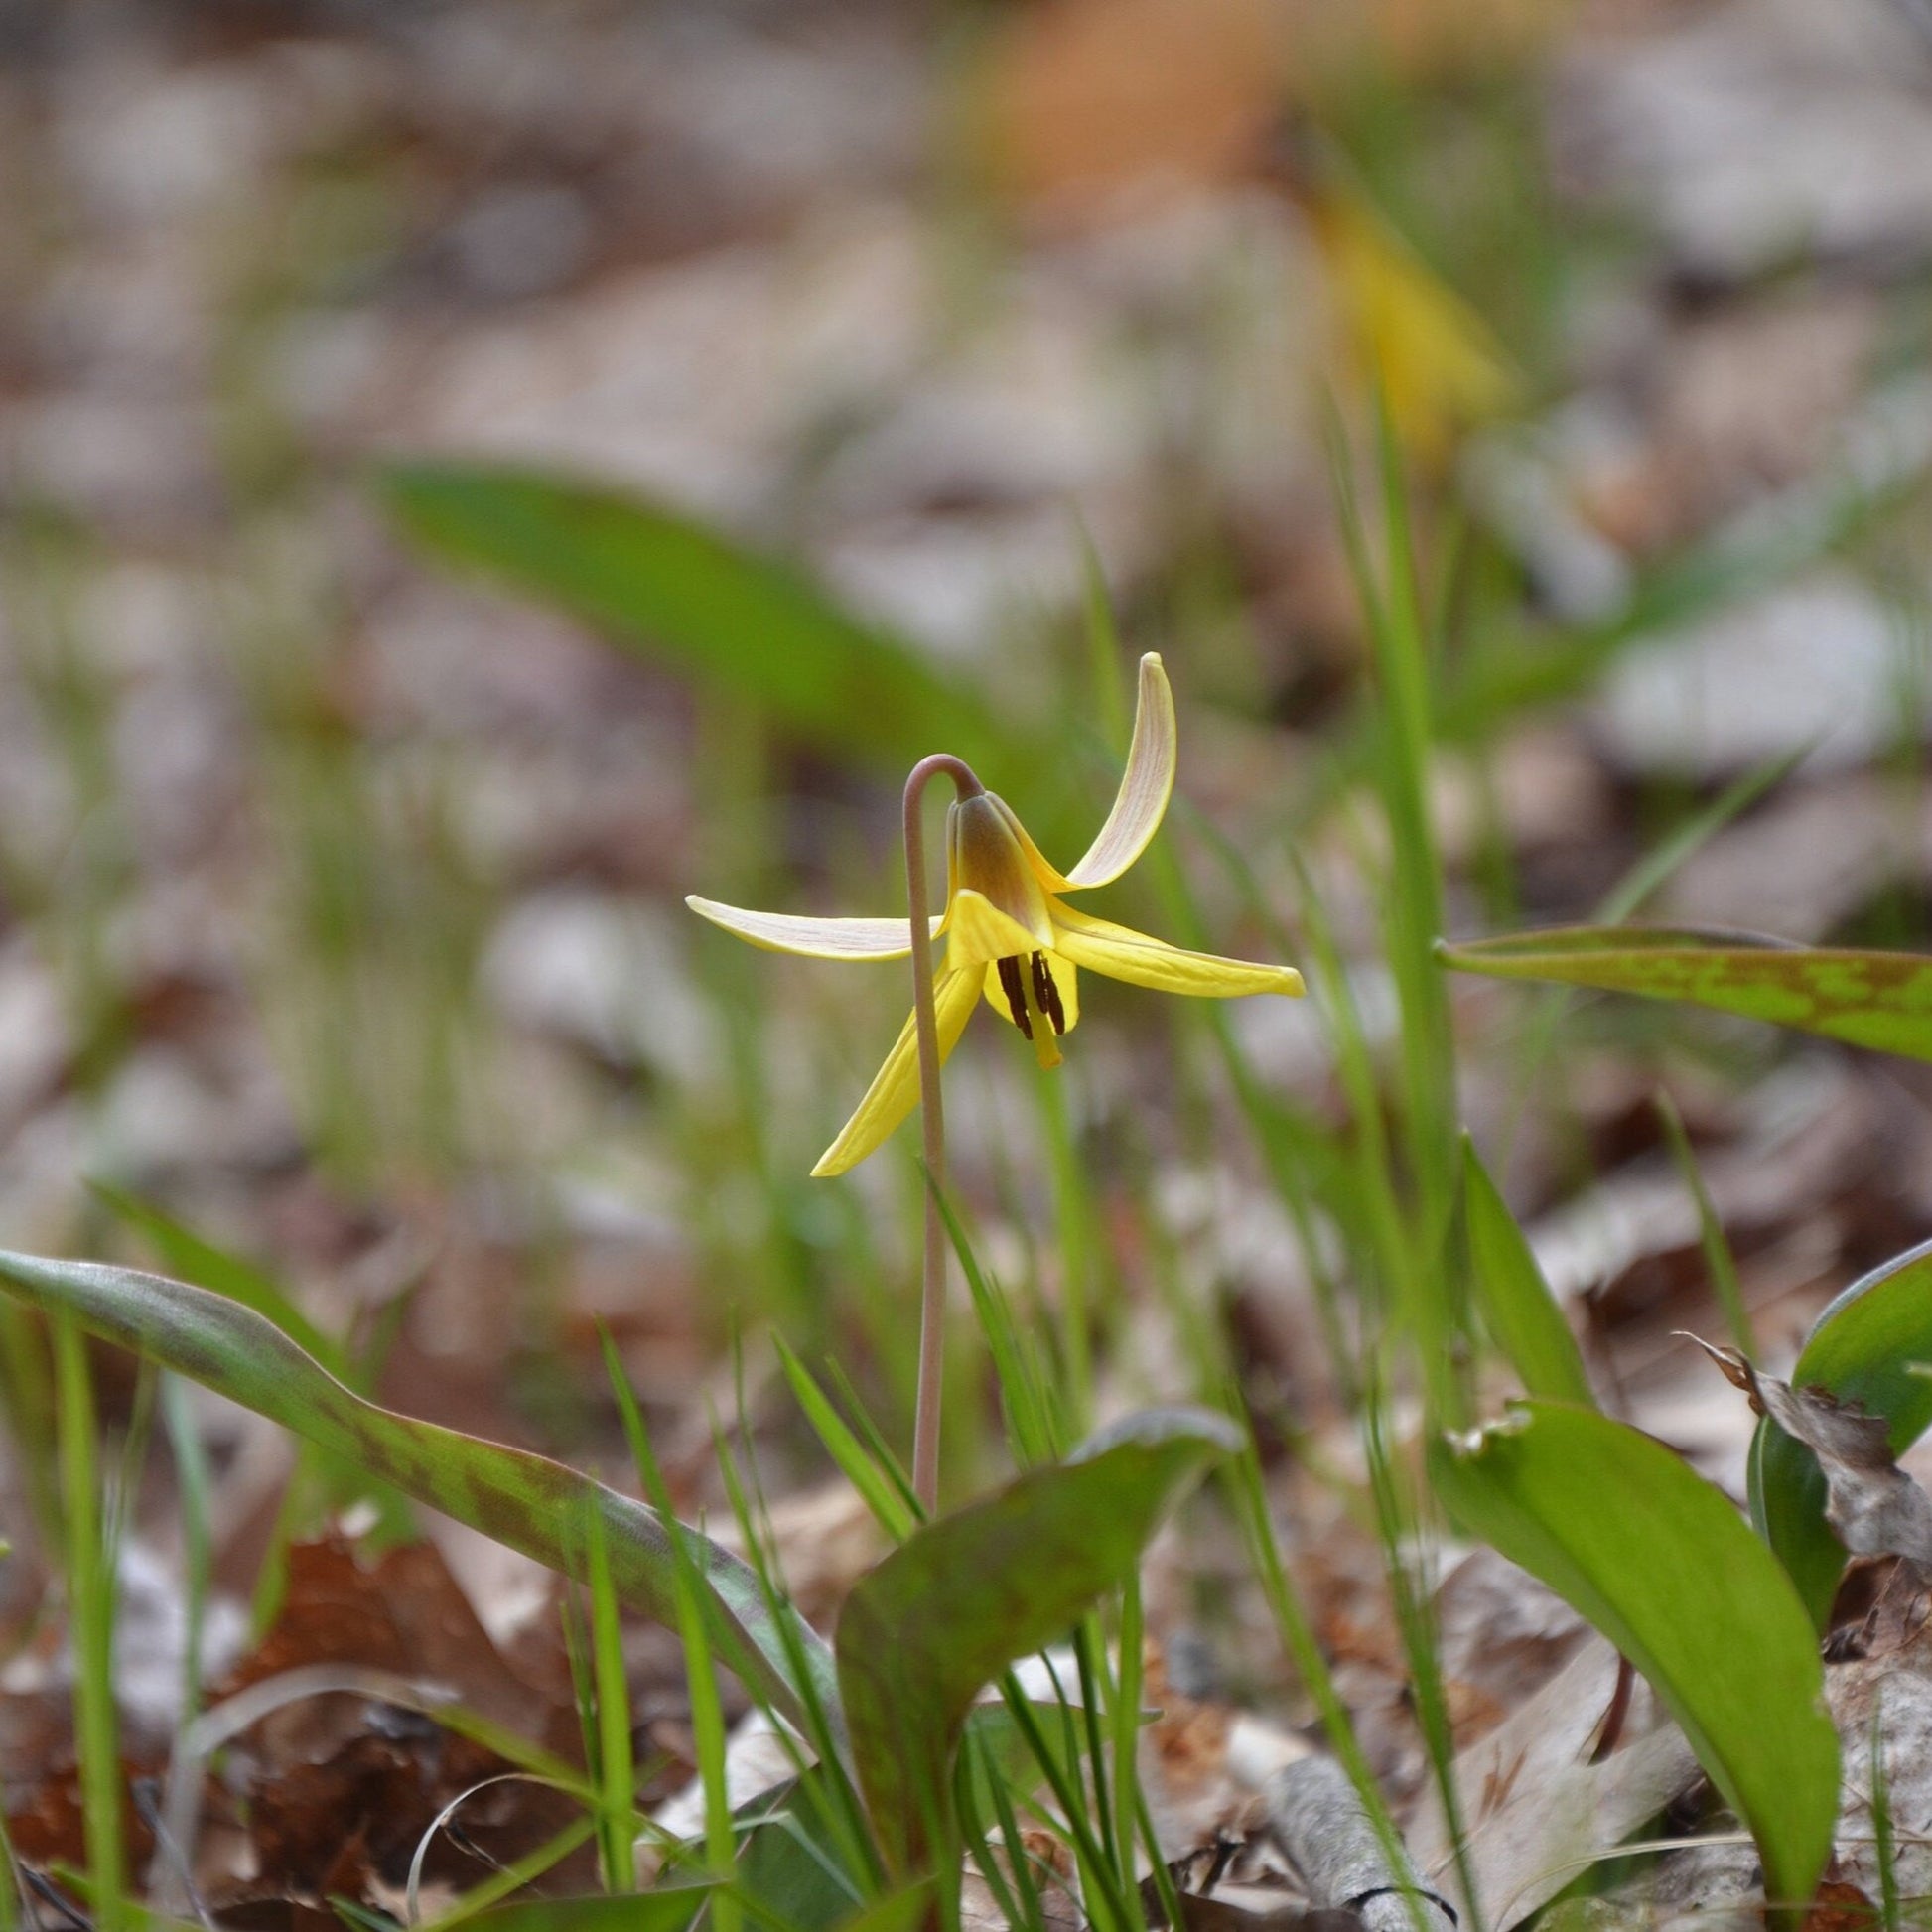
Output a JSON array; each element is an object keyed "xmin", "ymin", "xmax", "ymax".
[
  {"xmin": 1411, "ymin": 1636, "xmax": 1697, "ymax": 1929},
  {"xmin": 1681, "ymin": 1334, "xmax": 1932, "ymax": 1567}
]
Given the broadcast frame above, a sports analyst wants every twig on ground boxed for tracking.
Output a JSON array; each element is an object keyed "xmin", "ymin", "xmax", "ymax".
[{"xmin": 1265, "ymin": 1759, "xmax": 1456, "ymax": 1932}]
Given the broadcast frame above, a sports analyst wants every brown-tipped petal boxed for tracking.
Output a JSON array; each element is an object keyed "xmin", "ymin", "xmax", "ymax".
[
  {"xmin": 946, "ymin": 793, "xmax": 1057, "ymax": 945},
  {"xmin": 1050, "ymin": 902, "xmax": 1304, "ymax": 999},
  {"xmin": 687, "ymin": 896, "xmax": 939, "ymax": 961},
  {"xmin": 811, "ymin": 964, "xmax": 983, "ymax": 1177},
  {"xmin": 1061, "ymin": 653, "xmax": 1178, "ymax": 890}
]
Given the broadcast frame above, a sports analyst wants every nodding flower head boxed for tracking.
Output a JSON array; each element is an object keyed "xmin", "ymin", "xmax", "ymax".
[{"xmin": 687, "ymin": 654, "xmax": 1305, "ymax": 1175}]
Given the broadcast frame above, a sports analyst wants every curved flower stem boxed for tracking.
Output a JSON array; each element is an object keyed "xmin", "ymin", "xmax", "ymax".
[{"xmin": 902, "ymin": 752, "xmax": 984, "ymax": 1513}]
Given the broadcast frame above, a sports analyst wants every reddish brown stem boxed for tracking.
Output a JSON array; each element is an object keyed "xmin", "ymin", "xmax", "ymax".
[{"xmin": 902, "ymin": 752, "xmax": 983, "ymax": 1513}]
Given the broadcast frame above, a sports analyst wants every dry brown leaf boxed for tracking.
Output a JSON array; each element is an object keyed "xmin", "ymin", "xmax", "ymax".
[
  {"xmin": 1681, "ymin": 1334, "xmax": 1932, "ymax": 1567},
  {"xmin": 1411, "ymin": 1634, "xmax": 1698, "ymax": 1928},
  {"xmin": 1803, "ymin": 1873, "xmax": 1877, "ymax": 1930},
  {"xmin": 980, "ymin": 0, "xmax": 1283, "ymax": 209}
]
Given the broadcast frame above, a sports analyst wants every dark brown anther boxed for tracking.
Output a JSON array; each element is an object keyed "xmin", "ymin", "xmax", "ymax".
[
  {"xmin": 1031, "ymin": 951, "xmax": 1065, "ymax": 1034},
  {"xmin": 997, "ymin": 955, "xmax": 1033, "ymax": 1036}
]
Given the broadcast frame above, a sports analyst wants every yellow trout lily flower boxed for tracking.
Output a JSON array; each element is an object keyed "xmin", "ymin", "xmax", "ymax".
[{"xmin": 687, "ymin": 654, "xmax": 1305, "ymax": 1175}]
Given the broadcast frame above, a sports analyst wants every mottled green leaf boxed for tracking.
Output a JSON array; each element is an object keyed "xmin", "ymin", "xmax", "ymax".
[
  {"xmin": 89, "ymin": 1181, "xmax": 343, "ymax": 1373},
  {"xmin": 376, "ymin": 462, "xmax": 1008, "ymax": 777},
  {"xmin": 1748, "ymin": 1235, "xmax": 1932, "ymax": 1629},
  {"xmin": 1441, "ymin": 925, "xmax": 1932, "ymax": 1060},
  {"xmin": 835, "ymin": 1408, "xmax": 1239, "ymax": 1874},
  {"xmin": 0, "ymin": 1251, "xmax": 835, "ymax": 1732},
  {"xmin": 1461, "ymin": 1136, "xmax": 1593, "ymax": 1408},
  {"xmin": 1431, "ymin": 1402, "xmax": 1838, "ymax": 1914}
]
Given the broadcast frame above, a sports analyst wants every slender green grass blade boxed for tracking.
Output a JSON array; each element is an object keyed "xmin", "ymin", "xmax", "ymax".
[
  {"xmin": 772, "ymin": 1337, "xmax": 916, "ymax": 1542},
  {"xmin": 1460, "ymin": 1137, "xmax": 1593, "ymax": 1407},
  {"xmin": 1654, "ymin": 1092, "xmax": 1756, "ymax": 1357},
  {"xmin": 1222, "ymin": 1434, "xmax": 1420, "ymax": 1929},
  {"xmin": 416, "ymin": 1815, "xmax": 601, "ymax": 1930},
  {"xmin": 601, "ymin": 1335, "xmax": 736, "ymax": 1931},
  {"xmin": 583, "ymin": 1503, "xmax": 635, "ymax": 1891},
  {"xmin": 1331, "ymin": 398, "xmax": 1464, "ymax": 1422},
  {"xmin": 55, "ymin": 1314, "xmax": 124, "ymax": 1932}
]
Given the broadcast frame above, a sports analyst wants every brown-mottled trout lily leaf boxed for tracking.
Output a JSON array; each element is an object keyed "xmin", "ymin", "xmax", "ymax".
[
  {"xmin": 835, "ymin": 1406, "xmax": 1240, "ymax": 1879},
  {"xmin": 1683, "ymin": 1333, "xmax": 1932, "ymax": 1571},
  {"xmin": 1439, "ymin": 925, "xmax": 1932, "ymax": 1060},
  {"xmin": 0, "ymin": 1250, "xmax": 838, "ymax": 1737}
]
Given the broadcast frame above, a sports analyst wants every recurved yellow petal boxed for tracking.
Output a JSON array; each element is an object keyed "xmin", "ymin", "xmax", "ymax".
[
  {"xmin": 944, "ymin": 889, "xmax": 1053, "ymax": 967},
  {"xmin": 686, "ymin": 896, "xmax": 938, "ymax": 961},
  {"xmin": 1061, "ymin": 653, "xmax": 1178, "ymax": 889},
  {"xmin": 811, "ymin": 965, "xmax": 983, "ymax": 1177},
  {"xmin": 981, "ymin": 952, "xmax": 1080, "ymax": 1032},
  {"xmin": 1050, "ymin": 903, "xmax": 1305, "ymax": 999}
]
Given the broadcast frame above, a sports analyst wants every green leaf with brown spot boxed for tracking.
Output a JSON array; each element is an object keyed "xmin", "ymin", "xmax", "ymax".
[
  {"xmin": 0, "ymin": 1250, "xmax": 836, "ymax": 1732},
  {"xmin": 1440, "ymin": 925, "xmax": 1932, "ymax": 1059},
  {"xmin": 1748, "ymin": 1235, "xmax": 1932, "ymax": 1629}
]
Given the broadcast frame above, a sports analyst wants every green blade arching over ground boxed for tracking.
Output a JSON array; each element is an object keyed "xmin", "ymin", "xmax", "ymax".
[
  {"xmin": 376, "ymin": 462, "xmax": 1012, "ymax": 780},
  {"xmin": 834, "ymin": 1408, "xmax": 1239, "ymax": 1875},
  {"xmin": 1441, "ymin": 925, "xmax": 1932, "ymax": 1059},
  {"xmin": 1750, "ymin": 1235, "xmax": 1932, "ymax": 1629},
  {"xmin": 0, "ymin": 1251, "xmax": 837, "ymax": 1733},
  {"xmin": 1431, "ymin": 1402, "xmax": 1838, "ymax": 1915}
]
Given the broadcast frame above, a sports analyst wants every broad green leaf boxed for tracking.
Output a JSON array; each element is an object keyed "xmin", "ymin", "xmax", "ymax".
[
  {"xmin": 827, "ymin": 1888, "xmax": 930, "ymax": 1932},
  {"xmin": 1749, "ymin": 1235, "xmax": 1932, "ymax": 1629},
  {"xmin": 459, "ymin": 1885, "xmax": 713, "ymax": 1932},
  {"xmin": 1431, "ymin": 1402, "xmax": 1838, "ymax": 1914},
  {"xmin": 731, "ymin": 1768, "xmax": 872, "ymax": 1932},
  {"xmin": 376, "ymin": 463, "xmax": 1008, "ymax": 778},
  {"xmin": 834, "ymin": 1407, "xmax": 1240, "ymax": 1874},
  {"xmin": 1442, "ymin": 924, "xmax": 1932, "ymax": 1060},
  {"xmin": 0, "ymin": 1251, "xmax": 836, "ymax": 1733},
  {"xmin": 1461, "ymin": 1136, "xmax": 1594, "ymax": 1408}
]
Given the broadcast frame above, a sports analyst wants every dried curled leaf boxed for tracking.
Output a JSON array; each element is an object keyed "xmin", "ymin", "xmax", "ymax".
[{"xmin": 1681, "ymin": 1333, "xmax": 1932, "ymax": 1568}]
